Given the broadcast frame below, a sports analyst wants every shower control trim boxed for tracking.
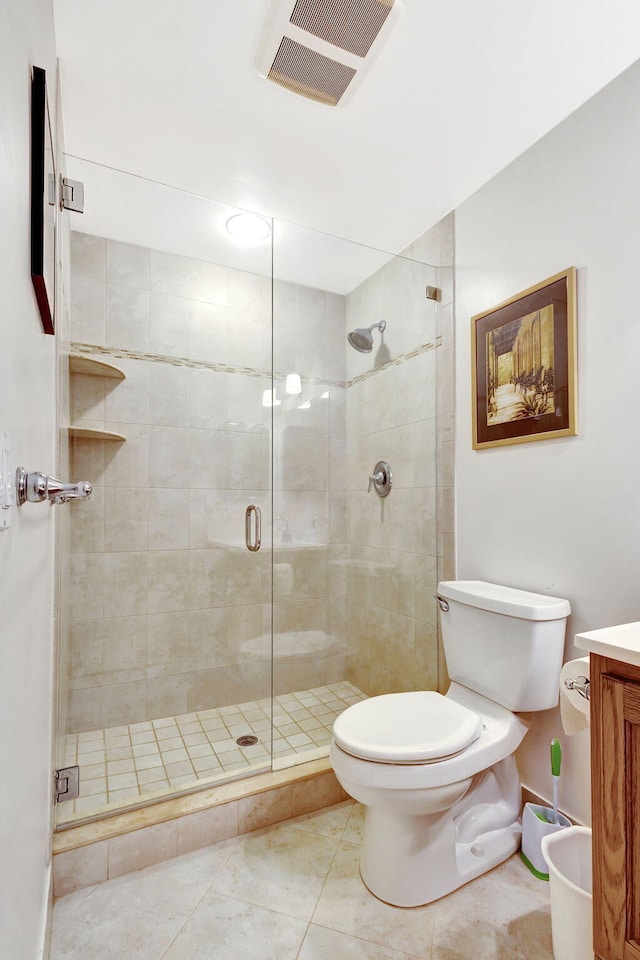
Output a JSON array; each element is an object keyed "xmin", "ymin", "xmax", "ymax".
[
  {"xmin": 15, "ymin": 467, "xmax": 92, "ymax": 506},
  {"xmin": 368, "ymin": 460, "xmax": 392, "ymax": 497}
]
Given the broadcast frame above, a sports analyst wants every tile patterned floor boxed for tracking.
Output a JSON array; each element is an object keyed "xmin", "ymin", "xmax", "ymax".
[
  {"xmin": 51, "ymin": 801, "xmax": 554, "ymax": 960},
  {"xmin": 61, "ymin": 682, "xmax": 366, "ymax": 820}
]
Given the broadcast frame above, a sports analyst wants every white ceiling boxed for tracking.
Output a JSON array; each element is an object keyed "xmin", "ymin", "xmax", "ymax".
[
  {"xmin": 63, "ymin": 155, "xmax": 395, "ymax": 293},
  {"xmin": 53, "ymin": 0, "xmax": 640, "ymax": 259}
]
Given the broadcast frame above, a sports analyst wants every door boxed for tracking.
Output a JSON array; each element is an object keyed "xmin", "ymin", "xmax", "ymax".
[{"xmin": 56, "ymin": 163, "xmax": 274, "ymax": 823}]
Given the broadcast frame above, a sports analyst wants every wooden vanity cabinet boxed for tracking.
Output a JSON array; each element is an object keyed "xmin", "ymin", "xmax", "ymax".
[{"xmin": 591, "ymin": 653, "xmax": 640, "ymax": 960}]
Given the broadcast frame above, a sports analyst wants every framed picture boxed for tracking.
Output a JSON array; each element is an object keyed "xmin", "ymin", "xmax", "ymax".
[
  {"xmin": 471, "ymin": 267, "xmax": 577, "ymax": 449},
  {"xmin": 30, "ymin": 65, "xmax": 56, "ymax": 335}
]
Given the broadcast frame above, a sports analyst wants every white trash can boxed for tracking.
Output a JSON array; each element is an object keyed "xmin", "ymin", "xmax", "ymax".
[{"xmin": 541, "ymin": 826, "xmax": 593, "ymax": 960}]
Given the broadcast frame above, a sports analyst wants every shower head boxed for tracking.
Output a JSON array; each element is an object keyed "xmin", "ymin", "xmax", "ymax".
[{"xmin": 347, "ymin": 320, "xmax": 386, "ymax": 353}]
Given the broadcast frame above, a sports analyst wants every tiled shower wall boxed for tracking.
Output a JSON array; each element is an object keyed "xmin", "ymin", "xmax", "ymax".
[
  {"xmin": 66, "ymin": 220, "xmax": 452, "ymax": 734},
  {"xmin": 271, "ymin": 278, "xmax": 347, "ymax": 693},
  {"xmin": 344, "ymin": 215, "xmax": 454, "ymax": 695},
  {"xmin": 67, "ymin": 233, "xmax": 347, "ymax": 733}
]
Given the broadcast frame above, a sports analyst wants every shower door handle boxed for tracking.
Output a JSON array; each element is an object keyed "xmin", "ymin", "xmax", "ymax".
[{"xmin": 245, "ymin": 504, "xmax": 261, "ymax": 552}]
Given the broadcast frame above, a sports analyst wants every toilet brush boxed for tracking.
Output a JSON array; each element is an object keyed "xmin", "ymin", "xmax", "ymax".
[
  {"xmin": 521, "ymin": 737, "xmax": 569, "ymax": 877},
  {"xmin": 550, "ymin": 738, "xmax": 561, "ymax": 824}
]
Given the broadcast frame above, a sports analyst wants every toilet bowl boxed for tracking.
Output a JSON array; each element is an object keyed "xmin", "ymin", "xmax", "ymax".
[
  {"xmin": 331, "ymin": 683, "xmax": 527, "ymax": 906},
  {"xmin": 330, "ymin": 580, "xmax": 571, "ymax": 907}
]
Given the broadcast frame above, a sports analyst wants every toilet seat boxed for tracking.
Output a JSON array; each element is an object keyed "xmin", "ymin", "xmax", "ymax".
[{"xmin": 333, "ymin": 691, "xmax": 482, "ymax": 764}]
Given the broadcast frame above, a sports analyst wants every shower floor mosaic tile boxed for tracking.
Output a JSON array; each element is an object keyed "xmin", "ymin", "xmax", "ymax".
[
  {"xmin": 62, "ymin": 681, "xmax": 366, "ymax": 819},
  {"xmin": 51, "ymin": 801, "xmax": 554, "ymax": 960}
]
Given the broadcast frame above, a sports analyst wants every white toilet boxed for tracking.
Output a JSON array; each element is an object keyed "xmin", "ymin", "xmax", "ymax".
[{"xmin": 330, "ymin": 580, "xmax": 570, "ymax": 907}]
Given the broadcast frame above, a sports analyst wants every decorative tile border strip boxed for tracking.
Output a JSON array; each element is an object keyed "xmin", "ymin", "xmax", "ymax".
[
  {"xmin": 71, "ymin": 336, "xmax": 440, "ymax": 392},
  {"xmin": 71, "ymin": 342, "xmax": 270, "ymax": 380},
  {"xmin": 346, "ymin": 337, "xmax": 441, "ymax": 388},
  {"xmin": 70, "ymin": 343, "xmax": 344, "ymax": 389}
]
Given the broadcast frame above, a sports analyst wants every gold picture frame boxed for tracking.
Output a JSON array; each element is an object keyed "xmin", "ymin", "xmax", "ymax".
[{"xmin": 471, "ymin": 267, "xmax": 577, "ymax": 449}]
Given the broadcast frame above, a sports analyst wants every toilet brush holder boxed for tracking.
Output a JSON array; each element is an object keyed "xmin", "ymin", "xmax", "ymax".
[{"xmin": 520, "ymin": 802, "xmax": 571, "ymax": 880}]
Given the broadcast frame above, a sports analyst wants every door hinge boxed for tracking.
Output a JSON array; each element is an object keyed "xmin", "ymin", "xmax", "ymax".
[
  {"xmin": 55, "ymin": 765, "xmax": 79, "ymax": 803},
  {"xmin": 59, "ymin": 176, "xmax": 84, "ymax": 214}
]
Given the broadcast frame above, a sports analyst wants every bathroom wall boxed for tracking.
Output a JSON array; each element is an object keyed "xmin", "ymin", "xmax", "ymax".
[
  {"xmin": 0, "ymin": 0, "xmax": 60, "ymax": 955},
  {"xmin": 454, "ymin": 59, "xmax": 640, "ymax": 826},
  {"xmin": 343, "ymin": 216, "xmax": 454, "ymax": 695},
  {"xmin": 67, "ymin": 232, "xmax": 348, "ymax": 731}
]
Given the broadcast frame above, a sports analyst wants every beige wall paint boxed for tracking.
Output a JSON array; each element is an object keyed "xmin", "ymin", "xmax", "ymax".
[
  {"xmin": 0, "ymin": 1, "xmax": 60, "ymax": 954},
  {"xmin": 454, "ymin": 60, "xmax": 640, "ymax": 825}
]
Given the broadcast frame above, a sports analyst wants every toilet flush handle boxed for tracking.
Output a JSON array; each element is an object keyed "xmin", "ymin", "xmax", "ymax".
[{"xmin": 436, "ymin": 595, "xmax": 449, "ymax": 613}]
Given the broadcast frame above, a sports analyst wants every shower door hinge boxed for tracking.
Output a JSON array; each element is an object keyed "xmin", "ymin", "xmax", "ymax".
[
  {"xmin": 55, "ymin": 765, "xmax": 80, "ymax": 803},
  {"xmin": 59, "ymin": 176, "xmax": 84, "ymax": 213}
]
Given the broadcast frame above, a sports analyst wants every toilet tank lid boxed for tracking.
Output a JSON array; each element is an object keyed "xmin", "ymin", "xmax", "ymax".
[{"xmin": 437, "ymin": 581, "xmax": 571, "ymax": 621}]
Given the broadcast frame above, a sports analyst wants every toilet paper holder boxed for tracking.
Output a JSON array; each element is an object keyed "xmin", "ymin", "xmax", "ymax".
[{"xmin": 564, "ymin": 675, "xmax": 590, "ymax": 701}]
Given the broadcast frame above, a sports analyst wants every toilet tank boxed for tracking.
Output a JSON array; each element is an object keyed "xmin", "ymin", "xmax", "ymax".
[{"xmin": 437, "ymin": 581, "xmax": 571, "ymax": 712}]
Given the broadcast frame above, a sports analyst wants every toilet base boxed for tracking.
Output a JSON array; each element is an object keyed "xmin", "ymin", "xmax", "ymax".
[
  {"xmin": 360, "ymin": 811, "xmax": 521, "ymax": 906},
  {"xmin": 358, "ymin": 756, "xmax": 522, "ymax": 907}
]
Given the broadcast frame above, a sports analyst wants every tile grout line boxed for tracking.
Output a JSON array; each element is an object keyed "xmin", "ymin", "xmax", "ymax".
[
  {"xmin": 154, "ymin": 860, "xmax": 226, "ymax": 960},
  {"xmin": 64, "ymin": 682, "xmax": 366, "ymax": 822},
  {"xmin": 71, "ymin": 678, "xmax": 360, "ymax": 808},
  {"xmin": 305, "ymin": 798, "xmax": 356, "ymax": 938},
  {"xmin": 293, "ymin": 920, "xmax": 313, "ymax": 960},
  {"xmin": 51, "ymin": 882, "xmax": 98, "ymax": 935}
]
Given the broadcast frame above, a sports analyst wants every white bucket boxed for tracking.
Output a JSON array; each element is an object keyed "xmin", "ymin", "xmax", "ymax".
[{"xmin": 541, "ymin": 826, "xmax": 593, "ymax": 960}]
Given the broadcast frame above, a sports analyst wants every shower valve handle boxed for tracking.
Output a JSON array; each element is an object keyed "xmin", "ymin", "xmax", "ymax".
[
  {"xmin": 368, "ymin": 471, "xmax": 384, "ymax": 493},
  {"xmin": 367, "ymin": 461, "xmax": 392, "ymax": 497}
]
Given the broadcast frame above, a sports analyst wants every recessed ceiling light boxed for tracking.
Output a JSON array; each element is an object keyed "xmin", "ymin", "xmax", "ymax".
[{"xmin": 226, "ymin": 213, "xmax": 271, "ymax": 244}]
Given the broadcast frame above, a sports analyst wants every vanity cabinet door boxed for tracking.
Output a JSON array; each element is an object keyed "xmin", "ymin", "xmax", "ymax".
[{"xmin": 592, "ymin": 660, "xmax": 640, "ymax": 960}]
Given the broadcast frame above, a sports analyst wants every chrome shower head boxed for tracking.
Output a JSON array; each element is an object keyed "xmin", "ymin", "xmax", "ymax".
[
  {"xmin": 347, "ymin": 320, "xmax": 386, "ymax": 353},
  {"xmin": 347, "ymin": 328, "xmax": 374, "ymax": 352}
]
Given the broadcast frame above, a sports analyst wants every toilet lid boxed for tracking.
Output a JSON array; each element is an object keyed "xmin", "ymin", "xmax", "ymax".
[{"xmin": 333, "ymin": 691, "xmax": 482, "ymax": 764}]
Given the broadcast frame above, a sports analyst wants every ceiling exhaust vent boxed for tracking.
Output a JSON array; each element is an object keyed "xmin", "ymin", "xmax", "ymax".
[
  {"xmin": 268, "ymin": 36, "xmax": 357, "ymax": 106},
  {"xmin": 256, "ymin": 0, "xmax": 402, "ymax": 107}
]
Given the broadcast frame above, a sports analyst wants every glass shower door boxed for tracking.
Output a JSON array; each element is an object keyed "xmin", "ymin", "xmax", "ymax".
[
  {"xmin": 56, "ymin": 161, "xmax": 275, "ymax": 823},
  {"xmin": 271, "ymin": 219, "xmax": 440, "ymax": 771}
]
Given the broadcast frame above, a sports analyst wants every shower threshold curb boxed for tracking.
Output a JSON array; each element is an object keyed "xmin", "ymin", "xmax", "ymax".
[{"xmin": 53, "ymin": 756, "xmax": 338, "ymax": 854}]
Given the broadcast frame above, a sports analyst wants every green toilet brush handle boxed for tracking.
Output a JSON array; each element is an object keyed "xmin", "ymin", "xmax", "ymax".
[{"xmin": 551, "ymin": 738, "xmax": 561, "ymax": 824}]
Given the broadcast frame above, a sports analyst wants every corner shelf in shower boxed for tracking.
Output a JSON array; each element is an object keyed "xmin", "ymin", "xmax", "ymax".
[
  {"xmin": 68, "ymin": 427, "xmax": 126, "ymax": 442},
  {"xmin": 68, "ymin": 353, "xmax": 127, "ymax": 441},
  {"xmin": 68, "ymin": 354, "xmax": 126, "ymax": 380}
]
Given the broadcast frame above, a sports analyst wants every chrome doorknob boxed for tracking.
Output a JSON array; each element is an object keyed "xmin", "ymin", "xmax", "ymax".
[{"xmin": 16, "ymin": 468, "xmax": 92, "ymax": 506}]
